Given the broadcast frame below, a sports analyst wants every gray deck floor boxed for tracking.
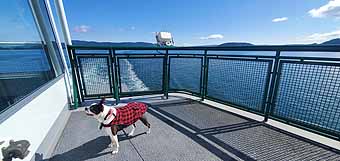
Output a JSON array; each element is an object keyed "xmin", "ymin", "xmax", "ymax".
[{"xmin": 49, "ymin": 96, "xmax": 340, "ymax": 161}]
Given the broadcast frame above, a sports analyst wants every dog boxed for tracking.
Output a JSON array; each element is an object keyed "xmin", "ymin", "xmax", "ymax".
[{"xmin": 84, "ymin": 98, "xmax": 151, "ymax": 154}]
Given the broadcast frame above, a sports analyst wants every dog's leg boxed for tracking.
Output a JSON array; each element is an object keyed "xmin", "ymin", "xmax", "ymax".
[
  {"xmin": 110, "ymin": 125, "xmax": 119, "ymax": 154},
  {"xmin": 140, "ymin": 115, "xmax": 151, "ymax": 134},
  {"xmin": 105, "ymin": 127, "xmax": 114, "ymax": 148},
  {"xmin": 128, "ymin": 124, "xmax": 136, "ymax": 136},
  {"xmin": 111, "ymin": 135, "xmax": 119, "ymax": 154}
]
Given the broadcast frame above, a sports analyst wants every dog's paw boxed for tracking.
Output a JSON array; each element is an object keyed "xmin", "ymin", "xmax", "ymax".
[
  {"xmin": 111, "ymin": 149, "xmax": 119, "ymax": 154},
  {"xmin": 128, "ymin": 130, "xmax": 135, "ymax": 136},
  {"xmin": 108, "ymin": 144, "xmax": 113, "ymax": 148},
  {"xmin": 146, "ymin": 128, "xmax": 151, "ymax": 134}
]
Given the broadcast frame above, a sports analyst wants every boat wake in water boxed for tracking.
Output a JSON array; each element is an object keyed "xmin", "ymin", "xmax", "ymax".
[{"xmin": 120, "ymin": 59, "xmax": 149, "ymax": 92}]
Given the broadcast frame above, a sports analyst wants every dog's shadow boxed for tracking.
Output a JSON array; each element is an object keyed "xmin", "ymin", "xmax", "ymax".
[
  {"xmin": 118, "ymin": 131, "xmax": 147, "ymax": 141},
  {"xmin": 36, "ymin": 136, "xmax": 110, "ymax": 161},
  {"xmin": 35, "ymin": 132, "xmax": 147, "ymax": 161}
]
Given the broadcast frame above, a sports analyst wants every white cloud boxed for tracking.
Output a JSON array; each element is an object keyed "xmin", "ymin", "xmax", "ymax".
[
  {"xmin": 200, "ymin": 34, "xmax": 224, "ymax": 40},
  {"xmin": 302, "ymin": 29, "xmax": 340, "ymax": 43},
  {"xmin": 272, "ymin": 17, "xmax": 288, "ymax": 22},
  {"xmin": 309, "ymin": 0, "xmax": 340, "ymax": 18},
  {"xmin": 74, "ymin": 25, "xmax": 90, "ymax": 33}
]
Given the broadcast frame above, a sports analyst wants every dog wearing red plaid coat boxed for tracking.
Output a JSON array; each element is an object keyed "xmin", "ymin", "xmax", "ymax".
[{"xmin": 85, "ymin": 98, "xmax": 151, "ymax": 154}]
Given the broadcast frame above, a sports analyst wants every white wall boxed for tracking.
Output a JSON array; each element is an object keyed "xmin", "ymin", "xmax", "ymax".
[{"xmin": 0, "ymin": 76, "xmax": 69, "ymax": 161}]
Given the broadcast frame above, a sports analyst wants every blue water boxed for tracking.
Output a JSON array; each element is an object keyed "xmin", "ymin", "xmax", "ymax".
[
  {"xmin": 0, "ymin": 49, "xmax": 55, "ymax": 113},
  {"xmin": 1, "ymin": 50, "xmax": 339, "ymax": 134},
  {"xmin": 0, "ymin": 50, "xmax": 51, "ymax": 73},
  {"xmin": 122, "ymin": 52, "xmax": 340, "ymax": 134}
]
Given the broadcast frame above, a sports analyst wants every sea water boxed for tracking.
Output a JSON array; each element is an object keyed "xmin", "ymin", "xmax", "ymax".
[{"xmin": 0, "ymin": 50, "xmax": 339, "ymax": 133}]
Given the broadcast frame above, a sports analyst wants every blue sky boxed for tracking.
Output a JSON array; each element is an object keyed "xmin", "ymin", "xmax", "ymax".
[
  {"xmin": 1, "ymin": 0, "xmax": 340, "ymax": 45},
  {"xmin": 0, "ymin": 0, "xmax": 41, "ymax": 42},
  {"xmin": 63, "ymin": 0, "xmax": 340, "ymax": 45}
]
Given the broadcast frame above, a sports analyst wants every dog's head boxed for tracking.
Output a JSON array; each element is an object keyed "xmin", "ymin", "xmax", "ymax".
[{"xmin": 85, "ymin": 98, "xmax": 105, "ymax": 118}]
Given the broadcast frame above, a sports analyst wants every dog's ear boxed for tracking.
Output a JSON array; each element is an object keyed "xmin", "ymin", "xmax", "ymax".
[
  {"xmin": 99, "ymin": 97, "xmax": 105, "ymax": 105},
  {"xmin": 99, "ymin": 104, "xmax": 104, "ymax": 112}
]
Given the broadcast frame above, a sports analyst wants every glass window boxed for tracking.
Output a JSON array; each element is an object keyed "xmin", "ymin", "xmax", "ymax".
[{"xmin": 0, "ymin": 0, "xmax": 61, "ymax": 113}]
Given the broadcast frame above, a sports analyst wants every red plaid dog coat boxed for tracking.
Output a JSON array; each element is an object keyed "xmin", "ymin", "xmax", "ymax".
[{"xmin": 103, "ymin": 102, "xmax": 147, "ymax": 127}]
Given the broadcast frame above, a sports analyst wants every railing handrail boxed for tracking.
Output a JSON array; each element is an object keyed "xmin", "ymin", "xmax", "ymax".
[
  {"xmin": 67, "ymin": 45, "xmax": 340, "ymax": 140},
  {"xmin": 68, "ymin": 44, "xmax": 340, "ymax": 52}
]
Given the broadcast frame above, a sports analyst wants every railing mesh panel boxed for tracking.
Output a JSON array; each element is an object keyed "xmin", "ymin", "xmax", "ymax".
[
  {"xmin": 78, "ymin": 57, "xmax": 111, "ymax": 96},
  {"xmin": 118, "ymin": 58, "xmax": 163, "ymax": 92},
  {"xmin": 169, "ymin": 57, "xmax": 202, "ymax": 93},
  {"xmin": 273, "ymin": 61, "xmax": 340, "ymax": 134},
  {"xmin": 207, "ymin": 58, "xmax": 271, "ymax": 112}
]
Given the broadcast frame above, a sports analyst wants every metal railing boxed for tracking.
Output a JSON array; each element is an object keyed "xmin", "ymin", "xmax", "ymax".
[{"xmin": 68, "ymin": 45, "xmax": 340, "ymax": 140}]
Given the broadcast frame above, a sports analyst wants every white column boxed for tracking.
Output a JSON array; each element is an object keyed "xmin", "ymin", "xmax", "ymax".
[
  {"xmin": 54, "ymin": 0, "xmax": 72, "ymax": 45},
  {"xmin": 45, "ymin": 0, "xmax": 73, "ymax": 105}
]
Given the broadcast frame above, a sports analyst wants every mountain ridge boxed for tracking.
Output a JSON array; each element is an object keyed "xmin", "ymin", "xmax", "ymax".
[
  {"xmin": 72, "ymin": 40, "xmax": 157, "ymax": 47},
  {"xmin": 321, "ymin": 38, "xmax": 340, "ymax": 45},
  {"xmin": 71, "ymin": 38, "xmax": 340, "ymax": 47}
]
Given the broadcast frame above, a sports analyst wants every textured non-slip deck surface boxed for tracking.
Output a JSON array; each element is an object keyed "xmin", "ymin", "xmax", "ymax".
[{"xmin": 49, "ymin": 97, "xmax": 340, "ymax": 161}]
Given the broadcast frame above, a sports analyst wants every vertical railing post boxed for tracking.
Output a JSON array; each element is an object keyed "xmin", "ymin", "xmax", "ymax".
[
  {"xmin": 73, "ymin": 49, "xmax": 84, "ymax": 103},
  {"xmin": 111, "ymin": 49, "xmax": 120, "ymax": 105},
  {"xmin": 264, "ymin": 50, "xmax": 281, "ymax": 122},
  {"xmin": 163, "ymin": 50, "xmax": 169, "ymax": 99},
  {"xmin": 109, "ymin": 49, "xmax": 114, "ymax": 100},
  {"xmin": 67, "ymin": 47, "xmax": 79, "ymax": 109},
  {"xmin": 201, "ymin": 50, "xmax": 208, "ymax": 101}
]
